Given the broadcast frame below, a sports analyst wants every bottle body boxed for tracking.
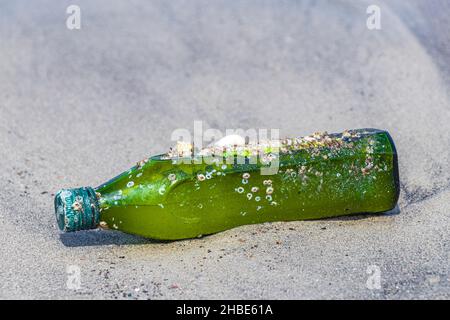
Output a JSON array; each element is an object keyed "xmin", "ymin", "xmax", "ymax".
[{"xmin": 75, "ymin": 128, "xmax": 399, "ymax": 240}]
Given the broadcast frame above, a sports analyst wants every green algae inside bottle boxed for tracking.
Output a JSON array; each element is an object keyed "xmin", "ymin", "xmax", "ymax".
[{"xmin": 55, "ymin": 128, "xmax": 399, "ymax": 240}]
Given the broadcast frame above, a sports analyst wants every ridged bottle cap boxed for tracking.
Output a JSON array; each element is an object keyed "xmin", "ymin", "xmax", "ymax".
[{"xmin": 54, "ymin": 187, "xmax": 100, "ymax": 232}]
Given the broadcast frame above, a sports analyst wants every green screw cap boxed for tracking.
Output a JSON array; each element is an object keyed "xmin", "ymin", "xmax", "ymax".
[{"xmin": 54, "ymin": 187, "xmax": 100, "ymax": 232}]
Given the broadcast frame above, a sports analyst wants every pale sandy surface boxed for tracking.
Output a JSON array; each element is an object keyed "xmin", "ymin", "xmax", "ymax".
[{"xmin": 0, "ymin": 0, "xmax": 449, "ymax": 299}]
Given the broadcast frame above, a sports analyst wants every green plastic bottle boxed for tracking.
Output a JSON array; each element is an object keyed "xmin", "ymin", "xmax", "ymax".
[{"xmin": 55, "ymin": 128, "xmax": 399, "ymax": 240}]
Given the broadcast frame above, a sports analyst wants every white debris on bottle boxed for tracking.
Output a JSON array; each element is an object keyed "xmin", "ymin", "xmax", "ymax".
[{"xmin": 162, "ymin": 130, "xmax": 362, "ymax": 160}]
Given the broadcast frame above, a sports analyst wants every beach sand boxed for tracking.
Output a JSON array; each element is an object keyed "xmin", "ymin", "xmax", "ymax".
[{"xmin": 0, "ymin": 0, "xmax": 449, "ymax": 299}]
